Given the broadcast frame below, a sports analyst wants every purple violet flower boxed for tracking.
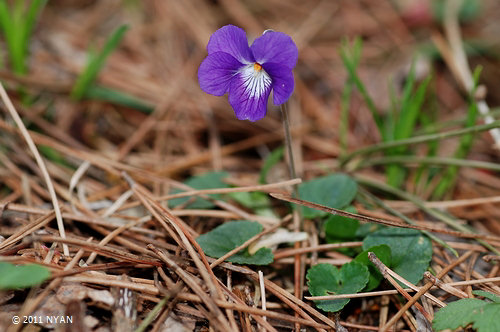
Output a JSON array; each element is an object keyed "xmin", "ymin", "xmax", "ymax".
[{"xmin": 198, "ymin": 25, "xmax": 298, "ymax": 122}]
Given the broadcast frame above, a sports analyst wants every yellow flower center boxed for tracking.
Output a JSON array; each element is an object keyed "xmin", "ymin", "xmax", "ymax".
[{"xmin": 253, "ymin": 63, "xmax": 262, "ymax": 71}]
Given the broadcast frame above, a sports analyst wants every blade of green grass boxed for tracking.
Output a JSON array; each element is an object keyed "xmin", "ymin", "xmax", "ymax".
[
  {"xmin": 397, "ymin": 76, "xmax": 431, "ymax": 142},
  {"xmin": 339, "ymin": 38, "xmax": 383, "ymax": 132},
  {"xmin": 385, "ymin": 163, "xmax": 406, "ymax": 189},
  {"xmin": 71, "ymin": 24, "xmax": 129, "ymax": 100},
  {"xmin": 432, "ymin": 67, "xmax": 481, "ymax": 199},
  {"xmin": 399, "ymin": 60, "xmax": 417, "ymax": 110},
  {"xmin": 9, "ymin": 0, "xmax": 24, "ymax": 73},
  {"xmin": 387, "ymin": 73, "xmax": 432, "ymax": 188},
  {"xmin": 0, "ymin": 0, "xmax": 46, "ymax": 74},
  {"xmin": 85, "ymin": 85, "xmax": 154, "ymax": 113},
  {"xmin": 385, "ymin": 79, "xmax": 399, "ymax": 143}
]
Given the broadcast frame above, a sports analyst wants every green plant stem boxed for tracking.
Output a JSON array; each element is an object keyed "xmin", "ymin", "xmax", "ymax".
[
  {"xmin": 356, "ymin": 175, "xmax": 500, "ymax": 255},
  {"xmin": 359, "ymin": 189, "xmax": 458, "ymax": 256},
  {"xmin": 134, "ymin": 296, "xmax": 168, "ymax": 332},
  {"xmin": 340, "ymin": 120, "xmax": 500, "ymax": 167},
  {"xmin": 354, "ymin": 155, "xmax": 500, "ymax": 172}
]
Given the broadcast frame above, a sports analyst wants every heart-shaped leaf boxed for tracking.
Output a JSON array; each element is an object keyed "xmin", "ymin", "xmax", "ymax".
[
  {"xmin": 433, "ymin": 297, "xmax": 500, "ymax": 332},
  {"xmin": 363, "ymin": 228, "xmax": 432, "ymax": 285},
  {"xmin": 0, "ymin": 262, "xmax": 51, "ymax": 290},
  {"xmin": 298, "ymin": 173, "xmax": 357, "ymax": 218},
  {"xmin": 473, "ymin": 290, "xmax": 500, "ymax": 303},
  {"xmin": 197, "ymin": 221, "xmax": 273, "ymax": 265},
  {"xmin": 307, "ymin": 261, "xmax": 369, "ymax": 312},
  {"xmin": 169, "ymin": 171, "xmax": 229, "ymax": 209},
  {"xmin": 354, "ymin": 245, "xmax": 392, "ymax": 291},
  {"xmin": 355, "ymin": 223, "xmax": 381, "ymax": 238},
  {"xmin": 229, "ymin": 191, "xmax": 277, "ymax": 218},
  {"xmin": 324, "ymin": 206, "xmax": 359, "ymax": 241}
]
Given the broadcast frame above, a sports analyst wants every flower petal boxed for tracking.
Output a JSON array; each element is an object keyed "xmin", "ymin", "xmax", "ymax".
[
  {"xmin": 198, "ymin": 52, "xmax": 242, "ymax": 96},
  {"xmin": 207, "ymin": 25, "xmax": 254, "ymax": 63},
  {"xmin": 229, "ymin": 65, "xmax": 272, "ymax": 122},
  {"xmin": 250, "ymin": 31, "xmax": 298, "ymax": 69},
  {"xmin": 263, "ymin": 63, "xmax": 294, "ymax": 105}
]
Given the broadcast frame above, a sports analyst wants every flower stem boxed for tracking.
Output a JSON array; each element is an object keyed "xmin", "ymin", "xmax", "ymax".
[
  {"xmin": 280, "ymin": 103, "xmax": 299, "ymax": 199},
  {"xmin": 280, "ymin": 102, "xmax": 305, "ymax": 311}
]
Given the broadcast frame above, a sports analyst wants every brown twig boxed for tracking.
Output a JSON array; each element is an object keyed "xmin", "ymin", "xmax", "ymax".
[
  {"xmin": 271, "ymin": 193, "xmax": 500, "ymax": 241},
  {"xmin": 147, "ymin": 244, "xmax": 232, "ymax": 331},
  {"xmin": 368, "ymin": 252, "xmax": 433, "ymax": 322}
]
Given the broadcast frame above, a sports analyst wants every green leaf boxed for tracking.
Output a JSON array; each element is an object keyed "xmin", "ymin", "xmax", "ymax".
[
  {"xmin": 306, "ymin": 261, "xmax": 369, "ymax": 312},
  {"xmin": 354, "ymin": 245, "xmax": 391, "ymax": 291},
  {"xmin": 433, "ymin": 298, "xmax": 500, "ymax": 332},
  {"xmin": 324, "ymin": 206, "xmax": 359, "ymax": 241},
  {"xmin": 473, "ymin": 290, "xmax": 500, "ymax": 303},
  {"xmin": 298, "ymin": 173, "xmax": 357, "ymax": 218},
  {"xmin": 196, "ymin": 221, "xmax": 273, "ymax": 265},
  {"xmin": 229, "ymin": 191, "xmax": 277, "ymax": 218},
  {"xmin": 363, "ymin": 228, "xmax": 432, "ymax": 285},
  {"xmin": 0, "ymin": 262, "xmax": 50, "ymax": 290},
  {"xmin": 169, "ymin": 171, "xmax": 229, "ymax": 209},
  {"xmin": 324, "ymin": 206, "xmax": 360, "ymax": 256},
  {"xmin": 355, "ymin": 223, "xmax": 380, "ymax": 238}
]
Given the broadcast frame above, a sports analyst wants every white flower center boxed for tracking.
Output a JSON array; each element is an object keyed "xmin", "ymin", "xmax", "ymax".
[{"xmin": 239, "ymin": 63, "xmax": 272, "ymax": 98}]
